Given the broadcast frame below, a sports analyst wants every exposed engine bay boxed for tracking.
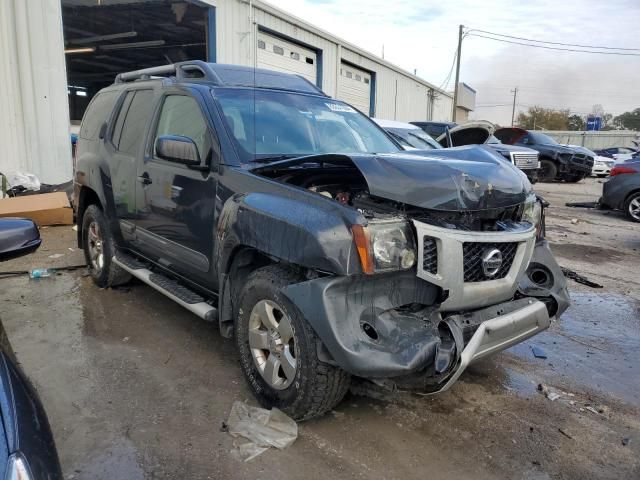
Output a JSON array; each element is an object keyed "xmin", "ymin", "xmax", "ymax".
[{"xmin": 261, "ymin": 164, "xmax": 529, "ymax": 232}]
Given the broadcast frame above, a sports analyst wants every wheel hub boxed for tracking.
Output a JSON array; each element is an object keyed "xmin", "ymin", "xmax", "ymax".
[
  {"xmin": 87, "ymin": 220, "xmax": 104, "ymax": 273},
  {"xmin": 248, "ymin": 299, "xmax": 297, "ymax": 390},
  {"xmin": 630, "ymin": 198, "xmax": 640, "ymax": 220}
]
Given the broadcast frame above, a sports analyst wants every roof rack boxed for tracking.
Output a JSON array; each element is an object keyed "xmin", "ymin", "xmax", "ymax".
[{"xmin": 114, "ymin": 60, "xmax": 222, "ymax": 84}]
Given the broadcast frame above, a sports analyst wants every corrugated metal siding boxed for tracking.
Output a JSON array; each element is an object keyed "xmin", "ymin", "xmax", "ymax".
[
  {"xmin": 0, "ymin": 0, "xmax": 71, "ymax": 184},
  {"xmin": 215, "ymin": 0, "xmax": 453, "ymax": 122}
]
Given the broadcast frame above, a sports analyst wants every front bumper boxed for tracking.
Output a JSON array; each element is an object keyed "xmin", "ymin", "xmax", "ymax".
[
  {"xmin": 281, "ymin": 240, "xmax": 569, "ymax": 390},
  {"xmin": 436, "ymin": 298, "xmax": 551, "ymax": 393},
  {"xmin": 592, "ymin": 163, "xmax": 612, "ymax": 176}
]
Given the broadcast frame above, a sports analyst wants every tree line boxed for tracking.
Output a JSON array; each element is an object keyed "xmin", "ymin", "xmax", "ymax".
[{"xmin": 515, "ymin": 106, "xmax": 640, "ymax": 131}]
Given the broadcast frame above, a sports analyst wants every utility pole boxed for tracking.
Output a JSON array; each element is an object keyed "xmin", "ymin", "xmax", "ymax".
[
  {"xmin": 452, "ymin": 24, "xmax": 463, "ymax": 122},
  {"xmin": 510, "ymin": 87, "xmax": 518, "ymax": 126}
]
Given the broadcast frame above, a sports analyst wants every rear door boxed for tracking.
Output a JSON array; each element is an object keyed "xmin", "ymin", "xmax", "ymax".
[
  {"xmin": 106, "ymin": 89, "xmax": 156, "ymax": 242},
  {"xmin": 134, "ymin": 88, "xmax": 219, "ymax": 279}
]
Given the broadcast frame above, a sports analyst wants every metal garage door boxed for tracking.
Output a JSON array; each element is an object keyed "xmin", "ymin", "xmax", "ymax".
[
  {"xmin": 257, "ymin": 31, "xmax": 317, "ymax": 85},
  {"xmin": 338, "ymin": 63, "xmax": 371, "ymax": 115}
]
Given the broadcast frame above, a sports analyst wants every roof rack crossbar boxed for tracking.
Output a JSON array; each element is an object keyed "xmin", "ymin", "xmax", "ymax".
[{"xmin": 114, "ymin": 61, "xmax": 222, "ymax": 84}]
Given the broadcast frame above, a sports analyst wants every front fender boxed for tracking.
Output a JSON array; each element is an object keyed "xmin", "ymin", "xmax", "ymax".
[{"xmin": 216, "ymin": 192, "xmax": 363, "ymax": 275}]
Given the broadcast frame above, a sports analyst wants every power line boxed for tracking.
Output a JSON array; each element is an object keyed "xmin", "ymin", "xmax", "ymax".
[
  {"xmin": 466, "ymin": 28, "xmax": 640, "ymax": 52},
  {"xmin": 466, "ymin": 33, "xmax": 640, "ymax": 57},
  {"xmin": 437, "ymin": 47, "xmax": 458, "ymax": 90}
]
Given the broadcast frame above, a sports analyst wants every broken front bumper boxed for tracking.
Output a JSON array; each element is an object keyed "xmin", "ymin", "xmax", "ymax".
[{"xmin": 281, "ymin": 240, "xmax": 569, "ymax": 392}]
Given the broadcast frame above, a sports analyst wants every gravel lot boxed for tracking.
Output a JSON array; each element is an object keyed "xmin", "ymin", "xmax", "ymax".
[{"xmin": 0, "ymin": 177, "xmax": 638, "ymax": 479}]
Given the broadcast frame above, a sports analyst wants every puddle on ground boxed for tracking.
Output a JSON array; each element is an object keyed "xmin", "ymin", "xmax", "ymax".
[{"xmin": 508, "ymin": 292, "xmax": 640, "ymax": 406}]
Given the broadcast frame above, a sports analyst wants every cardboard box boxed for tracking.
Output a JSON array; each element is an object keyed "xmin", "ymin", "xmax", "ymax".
[{"xmin": 0, "ymin": 192, "xmax": 73, "ymax": 226}]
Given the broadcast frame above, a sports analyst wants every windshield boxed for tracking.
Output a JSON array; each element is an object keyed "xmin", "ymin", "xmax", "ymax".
[
  {"xmin": 214, "ymin": 88, "xmax": 400, "ymax": 162},
  {"xmin": 387, "ymin": 128, "xmax": 441, "ymax": 150},
  {"xmin": 529, "ymin": 131, "xmax": 558, "ymax": 145}
]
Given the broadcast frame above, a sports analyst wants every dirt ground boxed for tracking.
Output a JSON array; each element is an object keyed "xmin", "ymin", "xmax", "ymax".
[{"xmin": 0, "ymin": 177, "xmax": 638, "ymax": 479}]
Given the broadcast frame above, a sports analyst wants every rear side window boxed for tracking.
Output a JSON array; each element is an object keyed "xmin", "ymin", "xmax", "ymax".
[
  {"xmin": 111, "ymin": 91, "xmax": 135, "ymax": 148},
  {"xmin": 118, "ymin": 90, "xmax": 155, "ymax": 155},
  {"xmin": 79, "ymin": 91, "xmax": 119, "ymax": 140}
]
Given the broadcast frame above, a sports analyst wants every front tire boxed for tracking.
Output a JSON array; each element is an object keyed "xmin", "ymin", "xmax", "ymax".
[
  {"xmin": 235, "ymin": 265, "xmax": 350, "ymax": 421},
  {"xmin": 539, "ymin": 159, "xmax": 558, "ymax": 182},
  {"xmin": 624, "ymin": 192, "xmax": 640, "ymax": 222},
  {"xmin": 565, "ymin": 174, "xmax": 584, "ymax": 183},
  {"xmin": 82, "ymin": 204, "xmax": 131, "ymax": 287}
]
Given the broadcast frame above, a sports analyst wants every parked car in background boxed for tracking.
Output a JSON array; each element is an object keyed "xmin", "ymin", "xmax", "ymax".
[
  {"xmin": 372, "ymin": 119, "xmax": 441, "ymax": 150},
  {"xmin": 437, "ymin": 121, "xmax": 540, "ymax": 183},
  {"xmin": 73, "ymin": 61, "xmax": 569, "ymax": 420},
  {"xmin": 494, "ymin": 128, "xmax": 593, "ymax": 183},
  {"xmin": 560, "ymin": 145, "xmax": 614, "ymax": 177},
  {"xmin": 594, "ymin": 146, "xmax": 637, "ymax": 162},
  {"xmin": 0, "ymin": 218, "xmax": 63, "ymax": 479},
  {"xmin": 600, "ymin": 160, "xmax": 640, "ymax": 222},
  {"xmin": 406, "ymin": 120, "xmax": 541, "ymax": 182},
  {"xmin": 409, "ymin": 121, "xmax": 456, "ymax": 138}
]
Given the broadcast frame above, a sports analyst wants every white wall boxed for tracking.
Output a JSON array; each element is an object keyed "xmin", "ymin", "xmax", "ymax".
[
  {"xmin": 215, "ymin": 0, "xmax": 453, "ymax": 122},
  {"xmin": 0, "ymin": 0, "xmax": 71, "ymax": 185}
]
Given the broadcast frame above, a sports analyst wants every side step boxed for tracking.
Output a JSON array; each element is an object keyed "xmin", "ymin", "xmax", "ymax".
[{"xmin": 113, "ymin": 252, "xmax": 217, "ymax": 322}]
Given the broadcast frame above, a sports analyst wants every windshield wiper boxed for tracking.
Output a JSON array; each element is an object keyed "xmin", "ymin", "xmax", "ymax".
[{"xmin": 249, "ymin": 154, "xmax": 301, "ymax": 163}]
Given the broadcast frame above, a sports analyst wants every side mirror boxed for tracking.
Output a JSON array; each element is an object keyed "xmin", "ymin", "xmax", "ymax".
[
  {"xmin": 0, "ymin": 218, "xmax": 42, "ymax": 262},
  {"xmin": 155, "ymin": 135, "xmax": 201, "ymax": 166}
]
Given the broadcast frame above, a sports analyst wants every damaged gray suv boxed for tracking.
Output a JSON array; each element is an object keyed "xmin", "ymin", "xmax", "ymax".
[{"xmin": 73, "ymin": 61, "xmax": 569, "ymax": 420}]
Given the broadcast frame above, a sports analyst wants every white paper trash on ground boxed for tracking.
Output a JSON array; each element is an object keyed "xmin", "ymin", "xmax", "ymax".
[{"xmin": 227, "ymin": 401, "xmax": 298, "ymax": 461}]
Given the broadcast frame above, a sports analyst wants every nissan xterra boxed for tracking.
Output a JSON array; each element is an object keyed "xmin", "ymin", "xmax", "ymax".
[{"xmin": 73, "ymin": 61, "xmax": 570, "ymax": 420}]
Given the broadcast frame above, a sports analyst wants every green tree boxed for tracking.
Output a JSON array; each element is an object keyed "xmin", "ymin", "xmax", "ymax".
[
  {"xmin": 613, "ymin": 108, "xmax": 640, "ymax": 130},
  {"xmin": 516, "ymin": 106, "xmax": 570, "ymax": 130},
  {"xmin": 567, "ymin": 114, "xmax": 585, "ymax": 131}
]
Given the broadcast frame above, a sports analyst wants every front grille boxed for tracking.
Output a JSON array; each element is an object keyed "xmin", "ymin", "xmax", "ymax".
[
  {"xmin": 511, "ymin": 152, "xmax": 538, "ymax": 169},
  {"xmin": 572, "ymin": 154, "xmax": 586, "ymax": 164},
  {"xmin": 462, "ymin": 242, "xmax": 519, "ymax": 282},
  {"xmin": 422, "ymin": 236, "xmax": 437, "ymax": 274}
]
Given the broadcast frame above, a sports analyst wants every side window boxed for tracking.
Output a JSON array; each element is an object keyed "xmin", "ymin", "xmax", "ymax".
[
  {"xmin": 154, "ymin": 95, "xmax": 211, "ymax": 163},
  {"xmin": 111, "ymin": 91, "xmax": 135, "ymax": 147},
  {"xmin": 521, "ymin": 134, "xmax": 530, "ymax": 144},
  {"xmin": 79, "ymin": 91, "xmax": 119, "ymax": 140},
  {"xmin": 118, "ymin": 90, "xmax": 155, "ymax": 155}
]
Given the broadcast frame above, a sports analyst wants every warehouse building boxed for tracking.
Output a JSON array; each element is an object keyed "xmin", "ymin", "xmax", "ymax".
[{"xmin": 1, "ymin": 0, "xmax": 455, "ymax": 184}]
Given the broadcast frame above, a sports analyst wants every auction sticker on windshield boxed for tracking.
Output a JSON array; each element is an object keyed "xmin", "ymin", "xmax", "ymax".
[{"xmin": 325, "ymin": 103, "xmax": 356, "ymax": 113}]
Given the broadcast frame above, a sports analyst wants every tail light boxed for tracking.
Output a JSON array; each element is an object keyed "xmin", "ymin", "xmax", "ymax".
[{"xmin": 610, "ymin": 165, "xmax": 638, "ymax": 176}]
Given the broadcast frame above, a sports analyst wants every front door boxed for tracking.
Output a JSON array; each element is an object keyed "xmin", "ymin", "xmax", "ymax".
[{"xmin": 134, "ymin": 90, "xmax": 218, "ymax": 282}]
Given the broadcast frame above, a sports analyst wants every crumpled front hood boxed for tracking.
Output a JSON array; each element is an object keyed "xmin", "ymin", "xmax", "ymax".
[
  {"xmin": 351, "ymin": 146, "xmax": 532, "ymax": 211},
  {"xmin": 542, "ymin": 144, "xmax": 575, "ymax": 154}
]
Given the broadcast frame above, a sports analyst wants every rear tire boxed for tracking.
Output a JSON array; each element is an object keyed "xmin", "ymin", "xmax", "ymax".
[
  {"xmin": 539, "ymin": 159, "xmax": 558, "ymax": 182},
  {"xmin": 235, "ymin": 265, "xmax": 350, "ymax": 421},
  {"xmin": 623, "ymin": 192, "xmax": 640, "ymax": 222},
  {"xmin": 82, "ymin": 204, "xmax": 131, "ymax": 287}
]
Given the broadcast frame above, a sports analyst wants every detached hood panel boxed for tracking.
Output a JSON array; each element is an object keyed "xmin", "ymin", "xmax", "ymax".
[{"xmin": 350, "ymin": 146, "xmax": 532, "ymax": 211}]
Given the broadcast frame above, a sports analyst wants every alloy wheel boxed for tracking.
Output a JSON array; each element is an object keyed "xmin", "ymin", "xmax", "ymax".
[
  {"xmin": 87, "ymin": 221, "xmax": 105, "ymax": 273},
  {"xmin": 248, "ymin": 299, "xmax": 297, "ymax": 390},
  {"xmin": 629, "ymin": 197, "xmax": 640, "ymax": 221}
]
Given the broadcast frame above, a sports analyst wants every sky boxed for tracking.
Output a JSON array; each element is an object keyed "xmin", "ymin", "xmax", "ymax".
[{"xmin": 273, "ymin": 0, "xmax": 640, "ymax": 125}]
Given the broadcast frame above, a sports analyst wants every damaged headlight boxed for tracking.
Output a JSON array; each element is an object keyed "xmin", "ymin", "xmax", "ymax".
[
  {"xmin": 352, "ymin": 220, "xmax": 416, "ymax": 274},
  {"xmin": 522, "ymin": 197, "xmax": 544, "ymax": 238}
]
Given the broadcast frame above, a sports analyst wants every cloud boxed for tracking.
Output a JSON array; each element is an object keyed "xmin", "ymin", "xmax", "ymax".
[{"xmin": 273, "ymin": 0, "xmax": 640, "ymax": 123}]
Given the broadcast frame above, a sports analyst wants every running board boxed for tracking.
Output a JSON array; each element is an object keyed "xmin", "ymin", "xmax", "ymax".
[{"xmin": 113, "ymin": 253, "xmax": 217, "ymax": 322}]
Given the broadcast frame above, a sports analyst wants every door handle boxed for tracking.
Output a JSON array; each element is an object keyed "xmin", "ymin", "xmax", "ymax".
[{"xmin": 137, "ymin": 175, "xmax": 152, "ymax": 185}]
